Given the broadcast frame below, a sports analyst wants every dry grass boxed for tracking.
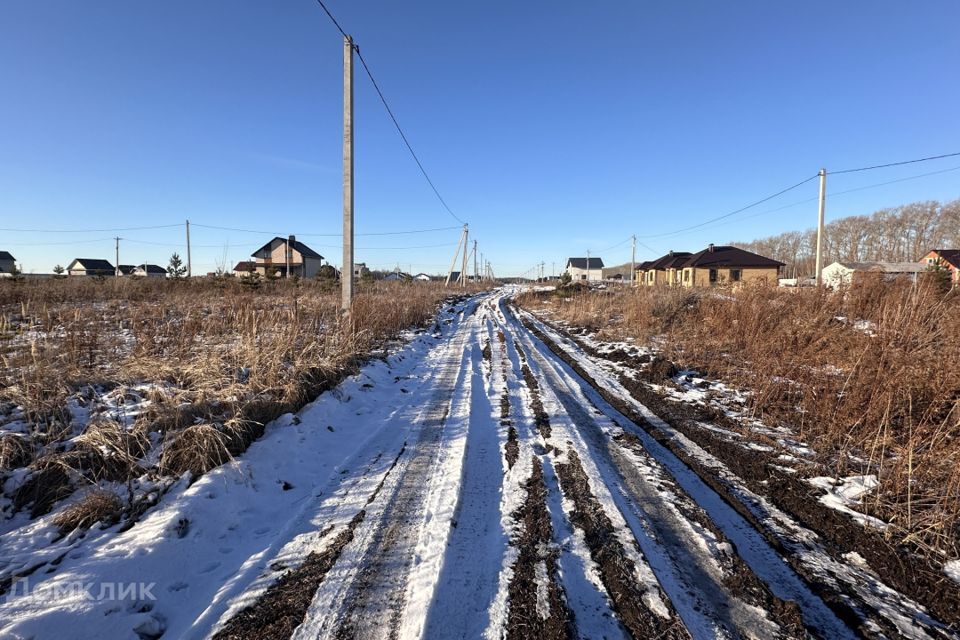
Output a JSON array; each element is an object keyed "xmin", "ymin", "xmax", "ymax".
[
  {"xmin": 52, "ymin": 489, "xmax": 123, "ymax": 534},
  {"xmin": 519, "ymin": 280, "xmax": 960, "ymax": 553},
  {"xmin": 159, "ymin": 423, "xmax": 233, "ymax": 477},
  {"xmin": 0, "ymin": 276, "xmax": 474, "ymax": 522}
]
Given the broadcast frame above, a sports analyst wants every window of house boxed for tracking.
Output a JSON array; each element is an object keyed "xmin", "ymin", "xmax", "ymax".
[
  {"xmin": 731, "ymin": 269, "xmax": 741, "ymax": 282},
  {"xmin": 709, "ymin": 269, "xmax": 718, "ymax": 283},
  {"xmin": 683, "ymin": 269, "xmax": 689, "ymax": 282},
  {"xmin": 581, "ymin": 274, "xmax": 586, "ymax": 280}
]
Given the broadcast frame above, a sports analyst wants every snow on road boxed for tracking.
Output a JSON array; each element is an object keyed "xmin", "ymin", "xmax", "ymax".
[{"xmin": 0, "ymin": 288, "xmax": 952, "ymax": 639}]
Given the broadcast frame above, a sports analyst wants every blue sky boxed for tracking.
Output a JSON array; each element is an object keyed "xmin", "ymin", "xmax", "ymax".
[{"xmin": 1, "ymin": 1, "xmax": 958, "ymax": 276}]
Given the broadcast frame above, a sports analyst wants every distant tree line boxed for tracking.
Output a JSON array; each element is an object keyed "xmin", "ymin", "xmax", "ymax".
[{"xmin": 732, "ymin": 198, "xmax": 960, "ymax": 278}]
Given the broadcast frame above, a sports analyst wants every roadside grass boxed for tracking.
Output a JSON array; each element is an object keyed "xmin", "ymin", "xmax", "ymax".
[
  {"xmin": 517, "ymin": 280, "xmax": 960, "ymax": 555},
  {"xmin": 0, "ymin": 276, "xmax": 473, "ymax": 533}
]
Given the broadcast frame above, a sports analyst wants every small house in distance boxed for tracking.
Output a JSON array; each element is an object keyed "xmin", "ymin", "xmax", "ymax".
[
  {"xmin": 644, "ymin": 251, "xmax": 692, "ymax": 286},
  {"xmin": 822, "ymin": 261, "xmax": 925, "ymax": 290},
  {"xmin": 920, "ymin": 249, "xmax": 960, "ymax": 287},
  {"xmin": 414, "ymin": 273, "xmax": 432, "ymax": 282},
  {"xmin": 132, "ymin": 264, "xmax": 167, "ymax": 278},
  {"xmin": 66, "ymin": 258, "xmax": 115, "ymax": 277},
  {"xmin": 353, "ymin": 262, "xmax": 370, "ymax": 279},
  {"xmin": 233, "ymin": 261, "xmax": 256, "ymax": 276},
  {"xmin": 251, "ymin": 236, "xmax": 324, "ymax": 278},
  {"xmin": 679, "ymin": 245, "xmax": 783, "ymax": 287},
  {"xmin": 565, "ymin": 257, "xmax": 604, "ymax": 282},
  {"xmin": 0, "ymin": 251, "xmax": 16, "ymax": 275},
  {"xmin": 117, "ymin": 264, "xmax": 166, "ymax": 278}
]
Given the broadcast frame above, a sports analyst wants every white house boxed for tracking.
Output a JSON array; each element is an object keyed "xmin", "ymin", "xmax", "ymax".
[
  {"xmin": 414, "ymin": 273, "xmax": 432, "ymax": 282},
  {"xmin": 564, "ymin": 257, "xmax": 604, "ymax": 282},
  {"xmin": 821, "ymin": 261, "xmax": 926, "ymax": 290}
]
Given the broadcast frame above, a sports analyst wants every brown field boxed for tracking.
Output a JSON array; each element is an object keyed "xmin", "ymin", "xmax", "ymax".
[
  {"xmin": 517, "ymin": 280, "xmax": 960, "ymax": 554},
  {"xmin": 0, "ymin": 276, "xmax": 471, "ymax": 528}
]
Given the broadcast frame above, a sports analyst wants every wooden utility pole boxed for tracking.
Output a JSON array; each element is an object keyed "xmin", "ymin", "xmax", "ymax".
[
  {"xmin": 185, "ymin": 220, "xmax": 192, "ymax": 278},
  {"xmin": 815, "ymin": 168, "xmax": 827, "ymax": 286},
  {"xmin": 631, "ymin": 235, "xmax": 636, "ymax": 287},
  {"xmin": 460, "ymin": 224, "xmax": 469, "ymax": 287},
  {"xmin": 114, "ymin": 237, "xmax": 120, "ymax": 277},
  {"xmin": 342, "ymin": 35, "xmax": 355, "ymax": 311}
]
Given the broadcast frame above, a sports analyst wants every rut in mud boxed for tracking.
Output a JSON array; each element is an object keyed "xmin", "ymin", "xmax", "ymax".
[{"xmin": 504, "ymin": 457, "xmax": 574, "ymax": 640}]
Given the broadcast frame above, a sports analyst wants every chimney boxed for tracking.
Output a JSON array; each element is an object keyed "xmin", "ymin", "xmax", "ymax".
[
  {"xmin": 708, "ymin": 243, "xmax": 715, "ymax": 252},
  {"xmin": 668, "ymin": 250, "xmax": 674, "ymax": 257}
]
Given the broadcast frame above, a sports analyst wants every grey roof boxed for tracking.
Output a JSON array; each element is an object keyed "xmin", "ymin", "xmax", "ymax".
[
  {"xmin": 0, "ymin": 251, "xmax": 14, "ymax": 261},
  {"xmin": 70, "ymin": 258, "xmax": 115, "ymax": 272},
  {"xmin": 118, "ymin": 264, "xmax": 137, "ymax": 275},
  {"xmin": 567, "ymin": 257, "xmax": 604, "ymax": 269},
  {"xmin": 682, "ymin": 245, "xmax": 784, "ymax": 269},
  {"xmin": 139, "ymin": 264, "xmax": 167, "ymax": 274},
  {"xmin": 252, "ymin": 237, "xmax": 324, "ymax": 260}
]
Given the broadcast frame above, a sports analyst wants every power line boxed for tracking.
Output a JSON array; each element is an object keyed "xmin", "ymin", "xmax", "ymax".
[
  {"xmin": 659, "ymin": 163, "xmax": 960, "ymax": 239},
  {"xmin": 597, "ymin": 236, "xmax": 633, "ymax": 253},
  {"xmin": 638, "ymin": 174, "xmax": 819, "ymax": 239},
  {"xmin": 832, "ymin": 151, "xmax": 960, "ymax": 175},
  {"xmin": 0, "ymin": 223, "xmax": 181, "ymax": 234},
  {"xmin": 829, "ymin": 163, "xmax": 960, "ymax": 196},
  {"xmin": 313, "ymin": 0, "xmax": 466, "ymax": 225},
  {"xmin": 189, "ymin": 222, "xmax": 460, "ymax": 237},
  {"xmin": 2, "ymin": 237, "xmax": 115, "ymax": 247},
  {"xmin": 313, "ymin": 0, "xmax": 348, "ymax": 38},
  {"xmin": 353, "ymin": 50, "xmax": 466, "ymax": 225}
]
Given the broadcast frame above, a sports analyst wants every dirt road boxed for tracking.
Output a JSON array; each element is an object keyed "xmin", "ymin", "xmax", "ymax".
[
  {"xmin": 0, "ymin": 289, "xmax": 936, "ymax": 640},
  {"xmin": 97, "ymin": 289, "xmax": 958, "ymax": 639}
]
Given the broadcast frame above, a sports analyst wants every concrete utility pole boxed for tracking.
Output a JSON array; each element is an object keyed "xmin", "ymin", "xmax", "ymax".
[
  {"xmin": 446, "ymin": 225, "xmax": 466, "ymax": 286},
  {"xmin": 114, "ymin": 237, "xmax": 121, "ymax": 277},
  {"xmin": 815, "ymin": 168, "xmax": 827, "ymax": 287},
  {"xmin": 631, "ymin": 235, "xmax": 636, "ymax": 287},
  {"xmin": 342, "ymin": 35, "xmax": 355, "ymax": 311},
  {"xmin": 460, "ymin": 224, "xmax": 469, "ymax": 287},
  {"xmin": 473, "ymin": 240, "xmax": 478, "ymax": 283},
  {"xmin": 586, "ymin": 249, "xmax": 591, "ymax": 282},
  {"xmin": 185, "ymin": 220, "xmax": 192, "ymax": 278}
]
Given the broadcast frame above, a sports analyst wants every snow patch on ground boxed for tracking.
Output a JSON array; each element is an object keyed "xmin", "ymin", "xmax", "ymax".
[
  {"xmin": 944, "ymin": 560, "xmax": 960, "ymax": 585},
  {"xmin": 807, "ymin": 475, "xmax": 887, "ymax": 530}
]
